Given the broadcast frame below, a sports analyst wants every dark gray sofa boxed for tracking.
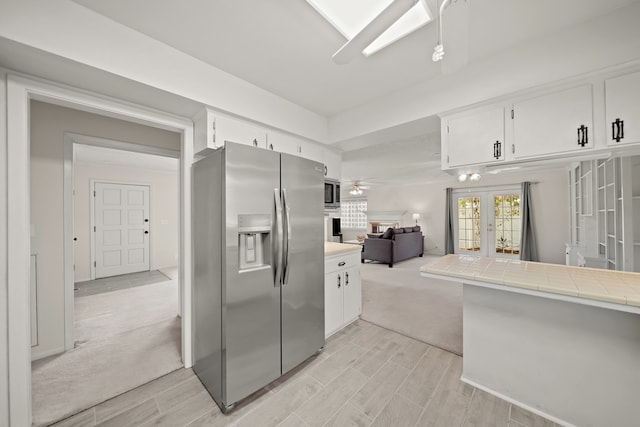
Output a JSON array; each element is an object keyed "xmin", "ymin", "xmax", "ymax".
[{"xmin": 361, "ymin": 226, "xmax": 424, "ymax": 267}]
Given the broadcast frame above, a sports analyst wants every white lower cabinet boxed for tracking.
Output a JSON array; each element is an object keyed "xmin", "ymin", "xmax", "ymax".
[{"xmin": 324, "ymin": 250, "xmax": 361, "ymax": 337}]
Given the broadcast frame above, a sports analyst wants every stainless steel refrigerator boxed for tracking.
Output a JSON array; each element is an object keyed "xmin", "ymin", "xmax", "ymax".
[{"xmin": 192, "ymin": 142, "xmax": 325, "ymax": 412}]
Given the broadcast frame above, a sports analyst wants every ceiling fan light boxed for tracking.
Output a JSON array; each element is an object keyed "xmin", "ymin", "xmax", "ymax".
[
  {"xmin": 432, "ymin": 43, "xmax": 444, "ymax": 62},
  {"xmin": 350, "ymin": 183, "xmax": 364, "ymax": 195}
]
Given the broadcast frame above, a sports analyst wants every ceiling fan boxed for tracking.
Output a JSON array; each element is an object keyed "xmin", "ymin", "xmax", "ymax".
[
  {"xmin": 433, "ymin": 0, "xmax": 470, "ymax": 74},
  {"xmin": 330, "ymin": 0, "xmax": 469, "ymax": 72},
  {"xmin": 332, "ymin": 0, "xmax": 419, "ymax": 64},
  {"xmin": 349, "ymin": 182, "xmax": 370, "ymax": 195}
]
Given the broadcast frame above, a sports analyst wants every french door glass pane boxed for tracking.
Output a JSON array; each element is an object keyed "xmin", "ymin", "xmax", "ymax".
[
  {"xmin": 458, "ymin": 197, "xmax": 480, "ymax": 252},
  {"xmin": 494, "ymin": 194, "xmax": 521, "ymax": 255}
]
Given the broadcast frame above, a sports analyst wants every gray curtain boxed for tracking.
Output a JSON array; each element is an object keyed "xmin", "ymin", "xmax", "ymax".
[
  {"xmin": 445, "ymin": 187, "xmax": 455, "ymax": 255},
  {"xmin": 520, "ymin": 181, "xmax": 539, "ymax": 261}
]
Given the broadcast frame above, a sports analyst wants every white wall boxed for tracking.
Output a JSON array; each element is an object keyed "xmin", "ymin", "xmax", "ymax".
[
  {"xmin": 0, "ymin": 0, "xmax": 328, "ymax": 143},
  {"xmin": 0, "ymin": 70, "xmax": 9, "ymax": 427},
  {"xmin": 344, "ymin": 168, "xmax": 569, "ymax": 265},
  {"xmin": 73, "ymin": 162, "xmax": 179, "ymax": 282},
  {"xmin": 29, "ymin": 100, "xmax": 180, "ymax": 358}
]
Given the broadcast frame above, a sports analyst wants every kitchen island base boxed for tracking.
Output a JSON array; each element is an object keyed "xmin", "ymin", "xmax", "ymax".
[{"xmin": 462, "ymin": 284, "xmax": 640, "ymax": 427}]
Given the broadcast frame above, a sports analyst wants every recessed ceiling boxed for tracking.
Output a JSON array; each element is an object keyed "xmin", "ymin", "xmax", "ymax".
[{"xmin": 72, "ymin": 0, "xmax": 640, "ymax": 117}]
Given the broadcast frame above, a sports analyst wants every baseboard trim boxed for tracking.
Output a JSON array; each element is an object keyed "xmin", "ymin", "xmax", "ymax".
[
  {"xmin": 31, "ymin": 345, "xmax": 66, "ymax": 362},
  {"xmin": 460, "ymin": 375, "xmax": 574, "ymax": 427}
]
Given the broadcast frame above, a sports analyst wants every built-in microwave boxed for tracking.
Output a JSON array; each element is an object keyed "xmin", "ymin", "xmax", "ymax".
[{"xmin": 324, "ymin": 179, "xmax": 340, "ymax": 209}]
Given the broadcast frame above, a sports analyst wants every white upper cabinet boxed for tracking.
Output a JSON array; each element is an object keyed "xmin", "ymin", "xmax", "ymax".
[
  {"xmin": 194, "ymin": 108, "xmax": 267, "ymax": 154},
  {"xmin": 323, "ymin": 149, "xmax": 341, "ymax": 180},
  {"xmin": 267, "ymin": 131, "xmax": 300, "ymax": 156},
  {"xmin": 512, "ymin": 85, "xmax": 594, "ymax": 159},
  {"xmin": 194, "ymin": 109, "xmax": 339, "ymax": 178},
  {"xmin": 442, "ymin": 106, "xmax": 505, "ymax": 168},
  {"xmin": 605, "ymin": 70, "xmax": 640, "ymax": 146},
  {"xmin": 297, "ymin": 141, "xmax": 324, "ymax": 163}
]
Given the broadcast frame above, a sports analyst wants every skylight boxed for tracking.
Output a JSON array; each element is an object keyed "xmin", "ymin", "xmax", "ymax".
[{"xmin": 306, "ymin": 0, "xmax": 433, "ymax": 57}]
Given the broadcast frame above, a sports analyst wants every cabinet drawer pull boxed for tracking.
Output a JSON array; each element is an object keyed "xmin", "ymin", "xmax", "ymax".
[{"xmin": 338, "ymin": 261, "xmax": 346, "ymax": 267}]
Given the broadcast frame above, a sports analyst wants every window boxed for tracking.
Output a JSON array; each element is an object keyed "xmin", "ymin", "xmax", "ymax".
[{"xmin": 340, "ymin": 198, "xmax": 367, "ymax": 229}]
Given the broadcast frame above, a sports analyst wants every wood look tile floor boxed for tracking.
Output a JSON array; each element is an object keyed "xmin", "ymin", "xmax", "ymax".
[{"xmin": 51, "ymin": 320, "xmax": 559, "ymax": 427}]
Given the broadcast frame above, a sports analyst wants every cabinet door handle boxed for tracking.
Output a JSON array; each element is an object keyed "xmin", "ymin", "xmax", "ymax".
[
  {"xmin": 345, "ymin": 272, "xmax": 349, "ymax": 285},
  {"xmin": 269, "ymin": 143, "xmax": 274, "ymax": 150},
  {"xmin": 577, "ymin": 125, "xmax": 588, "ymax": 147},
  {"xmin": 338, "ymin": 261, "xmax": 346, "ymax": 267},
  {"xmin": 612, "ymin": 118, "xmax": 624, "ymax": 143},
  {"xmin": 253, "ymin": 138, "xmax": 258, "ymax": 147},
  {"xmin": 493, "ymin": 141, "xmax": 501, "ymax": 159},
  {"xmin": 337, "ymin": 274, "xmax": 341, "ymax": 288}
]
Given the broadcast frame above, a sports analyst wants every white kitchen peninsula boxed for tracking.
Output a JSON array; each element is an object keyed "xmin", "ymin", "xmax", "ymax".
[{"xmin": 421, "ymin": 255, "xmax": 640, "ymax": 427}]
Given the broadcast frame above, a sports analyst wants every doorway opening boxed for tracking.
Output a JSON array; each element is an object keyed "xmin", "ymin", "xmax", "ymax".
[
  {"xmin": 29, "ymin": 103, "xmax": 182, "ymax": 425},
  {"xmin": 7, "ymin": 74, "xmax": 194, "ymax": 427}
]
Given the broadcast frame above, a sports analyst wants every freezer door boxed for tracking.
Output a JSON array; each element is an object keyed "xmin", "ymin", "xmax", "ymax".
[
  {"xmin": 193, "ymin": 151, "xmax": 223, "ymax": 404},
  {"xmin": 280, "ymin": 154, "xmax": 325, "ymax": 374},
  {"xmin": 224, "ymin": 143, "xmax": 282, "ymax": 405}
]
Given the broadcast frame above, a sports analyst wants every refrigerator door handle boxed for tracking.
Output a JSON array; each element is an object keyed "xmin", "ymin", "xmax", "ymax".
[
  {"xmin": 282, "ymin": 188, "xmax": 291, "ymax": 285},
  {"xmin": 273, "ymin": 188, "xmax": 284, "ymax": 287}
]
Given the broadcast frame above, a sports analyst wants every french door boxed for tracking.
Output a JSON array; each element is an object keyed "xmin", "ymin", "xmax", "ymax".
[{"xmin": 454, "ymin": 189, "xmax": 522, "ymax": 259}]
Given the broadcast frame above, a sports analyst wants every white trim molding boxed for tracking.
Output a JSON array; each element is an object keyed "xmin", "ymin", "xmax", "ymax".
[{"xmin": 6, "ymin": 73, "xmax": 194, "ymax": 426}]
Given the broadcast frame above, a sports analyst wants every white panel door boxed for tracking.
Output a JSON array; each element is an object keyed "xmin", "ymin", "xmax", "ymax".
[{"xmin": 94, "ymin": 182, "xmax": 150, "ymax": 278}]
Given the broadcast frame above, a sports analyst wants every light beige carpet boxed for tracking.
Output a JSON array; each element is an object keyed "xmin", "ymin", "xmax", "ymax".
[
  {"xmin": 360, "ymin": 255, "xmax": 463, "ymax": 356},
  {"xmin": 32, "ymin": 270, "xmax": 182, "ymax": 426}
]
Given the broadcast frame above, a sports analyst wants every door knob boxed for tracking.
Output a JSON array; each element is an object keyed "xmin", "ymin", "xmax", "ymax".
[
  {"xmin": 144, "ymin": 219, "xmax": 149, "ymax": 222},
  {"xmin": 144, "ymin": 231, "xmax": 149, "ymax": 234}
]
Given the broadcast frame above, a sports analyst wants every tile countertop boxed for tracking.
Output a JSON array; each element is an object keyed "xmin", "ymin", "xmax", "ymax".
[
  {"xmin": 324, "ymin": 241, "xmax": 363, "ymax": 257},
  {"xmin": 420, "ymin": 254, "xmax": 640, "ymax": 308}
]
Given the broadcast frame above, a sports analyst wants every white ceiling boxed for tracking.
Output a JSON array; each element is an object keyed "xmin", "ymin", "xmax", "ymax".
[{"xmin": 73, "ymin": 0, "xmax": 639, "ymax": 117}]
